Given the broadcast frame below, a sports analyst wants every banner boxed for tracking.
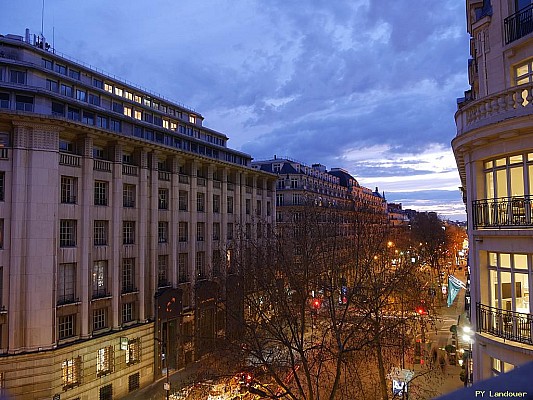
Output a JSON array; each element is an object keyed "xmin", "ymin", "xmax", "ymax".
[{"xmin": 447, "ymin": 275, "xmax": 465, "ymax": 307}]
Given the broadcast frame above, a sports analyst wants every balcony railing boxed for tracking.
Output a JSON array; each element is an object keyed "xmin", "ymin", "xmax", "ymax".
[
  {"xmin": 455, "ymin": 83, "xmax": 533, "ymax": 136},
  {"xmin": 504, "ymin": 4, "xmax": 533, "ymax": 44},
  {"xmin": 158, "ymin": 170, "xmax": 171, "ymax": 181},
  {"xmin": 472, "ymin": 195, "xmax": 533, "ymax": 228},
  {"xmin": 477, "ymin": 303, "xmax": 533, "ymax": 345},
  {"xmin": 59, "ymin": 153, "xmax": 81, "ymax": 167},
  {"xmin": 122, "ymin": 164, "xmax": 138, "ymax": 176},
  {"xmin": 94, "ymin": 159, "xmax": 111, "ymax": 172}
]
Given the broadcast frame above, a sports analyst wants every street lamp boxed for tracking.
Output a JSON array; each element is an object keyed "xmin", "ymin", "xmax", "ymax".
[{"xmin": 462, "ymin": 326, "xmax": 474, "ymax": 387}]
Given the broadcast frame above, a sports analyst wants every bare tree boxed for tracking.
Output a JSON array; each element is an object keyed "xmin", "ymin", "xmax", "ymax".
[{"xmin": 218, "ymin": 202, "xmax": 438, "ymax": 400}]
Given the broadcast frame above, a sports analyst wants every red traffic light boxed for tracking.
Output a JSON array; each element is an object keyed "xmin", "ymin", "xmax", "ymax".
[
  {"xmin": 312, "ymin": 298, "xmax": 321, "ymax": 309},
  {"xmin": 416, "ymin": 306, "xmax": 427, "ymax": 315}
]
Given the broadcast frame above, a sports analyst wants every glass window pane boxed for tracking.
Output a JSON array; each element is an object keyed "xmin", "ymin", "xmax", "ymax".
[
  {"xmin": 501, "ymin": 253, "xmax": 511, "ymax": 268},
  {"xmin": 514, "ymin": 254, "xmax": 528, "ymax": 269},
  {"xmin": 486, "ymin": 171, "xmax": 494, "ymax": 198},
  {"xmin": 490, "ymin": 269, "xmax": 499, "ymax": 308},
  {"xmin": 510, "ymin": 166, "xmax": 524, "ymax": 196},
  {"xmin": 496, "ymin": 169, "xmax": 508, "ymax": 198},
  {"xmin": 489, "ymin": 252, "xmax": 498, "ymax": 267},
  {"xmin": 515, "ymin": 272, "xmax": 529, "ymax": 313}
]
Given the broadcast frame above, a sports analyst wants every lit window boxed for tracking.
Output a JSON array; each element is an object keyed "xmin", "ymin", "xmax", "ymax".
[
  {"xmin": 189, "ymin": 114, "xmax": 196, "ymax": 124},
  {"xmin": 163, "ymin": 119, "xmax": 169, "ymax": 129},
  {"xmin": 104, "ymin": 83, "xmax": 113, "ymax": 93},
  {"xmin": 96, "ymin": 346, "xmax": 113, "ymax": 376},
  {"xmin": 126, "ymin": 338, "xmax": 140, "ymax": 365},
  {"xmin": 114, "ymin": 87, "xmax": 123, "ymax": 96},
  {"xmin": 92, "ymin": 260, "xmax": 108, "ymax": 299},
  {"xmin": 134, "ymin": 110, "xmax": 142, "ymax": 120},
  {"xmin": 124, "ymin": 90, "xmax": 133, "ymax": 100},
  {"xmin": 124, "ymin": 106, "xmax": 132, "ymax": 117},
  {"xmin": 134, "ymin": 94, "xmax": 142, "ymax": 103},
  {"xmin": 61, "ymin": 357, "xmax": 81, "ymax": 389}
]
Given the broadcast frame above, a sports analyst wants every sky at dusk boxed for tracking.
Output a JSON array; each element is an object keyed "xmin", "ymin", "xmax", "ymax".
[{"xmin": 1, "ymin": 0, "xmax": 471, "ymax": 220}]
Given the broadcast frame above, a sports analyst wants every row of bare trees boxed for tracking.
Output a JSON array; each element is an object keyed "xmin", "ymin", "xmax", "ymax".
[{"xmin": 205, "ymin": 203, "xmax": 456, "ymax": 399}]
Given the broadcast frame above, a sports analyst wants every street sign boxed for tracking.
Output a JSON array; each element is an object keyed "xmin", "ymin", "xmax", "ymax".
[{"xmin": 388, "ymin": 367, "xmax": 414, "ymax": 382}]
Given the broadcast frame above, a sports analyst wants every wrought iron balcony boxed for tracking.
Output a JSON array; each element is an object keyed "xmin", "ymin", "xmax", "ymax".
[
  {"xmin": 472, "ymin": 195, "xmax": 533, "ymax": 228},
  {"xmin": 504, "ymin": 4, "xmax": 533, "ymax": 44},
  {"xmin": 476, "ymin": 302, "xmax": 533, "ymax": 345}
]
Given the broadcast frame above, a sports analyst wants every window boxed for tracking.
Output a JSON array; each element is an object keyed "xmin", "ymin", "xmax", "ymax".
[
  {"xmin": 93, "ymin": 78, "xmax": 103, "ymax": 89},
  {"xmin": 0, "ymin": 219, "xmax": 3, "ymax": 249},
  {"xmin": 15, "ymin": 95, "xmax": 33, "ymax": 111},
  {"xmin": 158, "ymin": 255, "xmax": 169, "ymax": 287},
  {"xmin": 68, "ymin": 69, "xmax": 80, "ymax": 80},
  {"xmin": 112, "ymin": 102, "xmax": 123, "ymax": 113},
  {"xmin": 179, "ymin": 190, "xmax": 188, "ymax": 211},
  {"xmin": 213, "ymin": 194, "xmax": 220, "ymax": 213},
  {"xmin": 123, "ymin": 153, "xmax": 134, "ymax": 165},
  {"xmin": 58, "ymin": 314, "xmax": 75, "ymax": 339},
  {"xmin": 123, "ymin": 221, "xmax": 135, "ymax": 244},
  {"xmin": 246, "ymin": 223, "xmax": 251, "ymax": 239},
  {"xmin": 114, "ymin": 87, "xmax": 123, "ymax": 97},
  {"xmin": 60, "ymin": 176, "xmax": 76, "ymax": 204},
  {"xmin": 93, "ymin": 147, "xmax": 105, "ymax": 159},
  {"xmin": 197, "ymin": 222, "xmax": 205, "ymax": 241},
  {"xmin": 276, "ymin": 193, "xmax": 284, "ymax": 206},
  {"xmin": 110, "ymin": 119, "xmax": 121, "ymax": 132},
  {"xmin": 267, "ymin": 201, "xmax": 271, "ymax": 216},
  {"xmin": 46, "ymin": 78, "xmax": 59, "ymax": 92},
  {"xmin": 227, "ymin": 223, "xmax": 234, "ymax": 240},
  {"xmin": 178, "ymin": 222, "xmax": 188, "ymax": 242},
  {"xmin": 92, "ymin": 260, "xmax": 108, "ymax": 298},
  {"xmin": 10, "ymin": 70, "xmax": 25, "ymax": 84},
  {"xmin": 61, "ymin": 357, "xmax": 81, "ymax": 389},
  {"xmin": 124, "ymin": 90, "xmax": 133, "ymax": 100},
  {"xmin": 75, "ymin": 89, "xmax": 86, "ymax": 102},
  {"xmin": 143, "ymin": 112, "xmax": 153, "ymax": 123},
  {"xmin": 97, "ymin": 115, "xmax": 109, "ymax": 129},
  {"xmin": 59, "ymin": 139, "xmax": 75, "ymax": 153},
  {"xmin": 88, "ymin": 93, "xmax": 100, "ymax": 106},
  {"xmin": 60, "ymin": 84, "xmax": 73, "ymax": 97},
  {"xmin": 515, "ymin": 59, "xmax": 533, "ymax": 104},
  {"xmin": 257, "ymin": 200, "xmax": 262, "ymax": 216},
  {"xmin": 55, "ymin": 64, "xmax": 67, "ymax": 75},
  {"xmin": 94, "ymin": 181, "xmax": 108, "ymax": 206},
  {"xmin": 93, "ymin": 308, "xmax": 107, "ymax": 331},
  {"xmin": 58, "ymin": 263, "xmax": 76, "ymax": 305},
  {"xmin": 197, "ymin": 192, "xmax": 205, "ymax": 212},
  {"xmin": 158, "ymin": 188, "xmax": 169, "ymax": 209},
  {"xmin": 122, "ymin": 302, "xmax": 135, "ymax": 323},
  {"xmin": 60, "ymin": 220, "xmax": 76, "ymax": 247},
  {"xmin": 178, "ymin": 253, "xmax": 189, "ymax": 282},
  {"xmin": 83, "ymin": 111, "xmax": 95, "ymax": 125},
  {"xmin": 129, "ymin": 372, "xmax": 140, "ymax": 392},
  {"xmin": 124, "ymin": 106, "xmax": 132, "ymax": 117},
  {"xmin": 100, "ymin": 384, "xmax": 113, "ymax": 400},
  {"xmin": 123, "ymin": 184, "xmax": 135, "ymax": 207},
  {"xmin": 42, "ymin": 58, "xmax": 53, "ymax": 70},
  {"xmin": 246, "ymin": 199, "xmax": 251, "ymax": 215},
  {"xmin": 67, "ymin": 106, "xmax": 80, "ymax": 121},
  {"xmin": 122, "ymin": 258, "xmax": 136, "ymax": 293},
  {"xmin": 104, "ymin": 83, "xmax": 113, "ymax": 93},
  {"xmin": 0, "ymin": 93, "xmax": 9, "ymax": 109},
  {"xmin": 126, "ymin": 338, "xmax": 140, "ymax": 365},
  {"xmin": 94, "ymin": 220, "xmax": 108, "ymax": 246},
  {"xmin": 227, "ymin": 196, "xmax": 234, "ymax": 214},
  {"xmin": 158, "ymin": 221, "xmax": 168, "ymax": 243},
  {"xmin": 96, "ymin": 346, "xmax": 113, "ymax": 377},
  {"xmin": 196, "ymin": 251, "xmax": 206, "ymax": 279},
  {"xmin": 213, "ymin": 222, "xmax": 220, "ymax": 240},
  {"xmin": 134, "ymin": 110, "xmax": 142, "ymax": 120},
  {"xmin": 134, "ymin": 94, "xmax": 142, "ymax": 103}
]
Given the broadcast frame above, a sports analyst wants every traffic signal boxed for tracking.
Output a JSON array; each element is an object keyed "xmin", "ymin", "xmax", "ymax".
[
  {"xmin": 416, "ymin": 305, "xmax": 427, "ymax": 315},
  {"xmin": 312, "ymin": 298, "xmax": 321, "ymax": 309}
]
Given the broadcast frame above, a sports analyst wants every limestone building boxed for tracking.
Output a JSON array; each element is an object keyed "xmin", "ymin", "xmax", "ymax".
[
  {"xmin": 0, "ymin": 30, "xmax": 276, "ymax": 399},
  {"xmin": 453, "ymin": 0, "xmax": 533, "ymax": 382}
]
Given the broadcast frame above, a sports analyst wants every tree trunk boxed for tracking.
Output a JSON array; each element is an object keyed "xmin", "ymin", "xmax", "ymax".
[{"xmin": 376, "ymin": 337, "xmax": 389, "ymax": 400}]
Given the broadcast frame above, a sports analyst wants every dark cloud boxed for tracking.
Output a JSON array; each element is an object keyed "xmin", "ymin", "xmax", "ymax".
[{"xmin": 2, "ymin": 0, "xmax": 468, "ymax": 218}]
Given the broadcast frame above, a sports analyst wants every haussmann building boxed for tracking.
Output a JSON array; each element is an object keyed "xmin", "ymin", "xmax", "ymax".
[{"xmin": 453, "ymin": 0, "xmax": 533, "ymax": 382}]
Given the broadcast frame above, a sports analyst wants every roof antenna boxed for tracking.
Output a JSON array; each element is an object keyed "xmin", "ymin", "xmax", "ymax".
[{"xmin": 41, "ymin": 0, "xmax": 45, "ymax": 36}]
